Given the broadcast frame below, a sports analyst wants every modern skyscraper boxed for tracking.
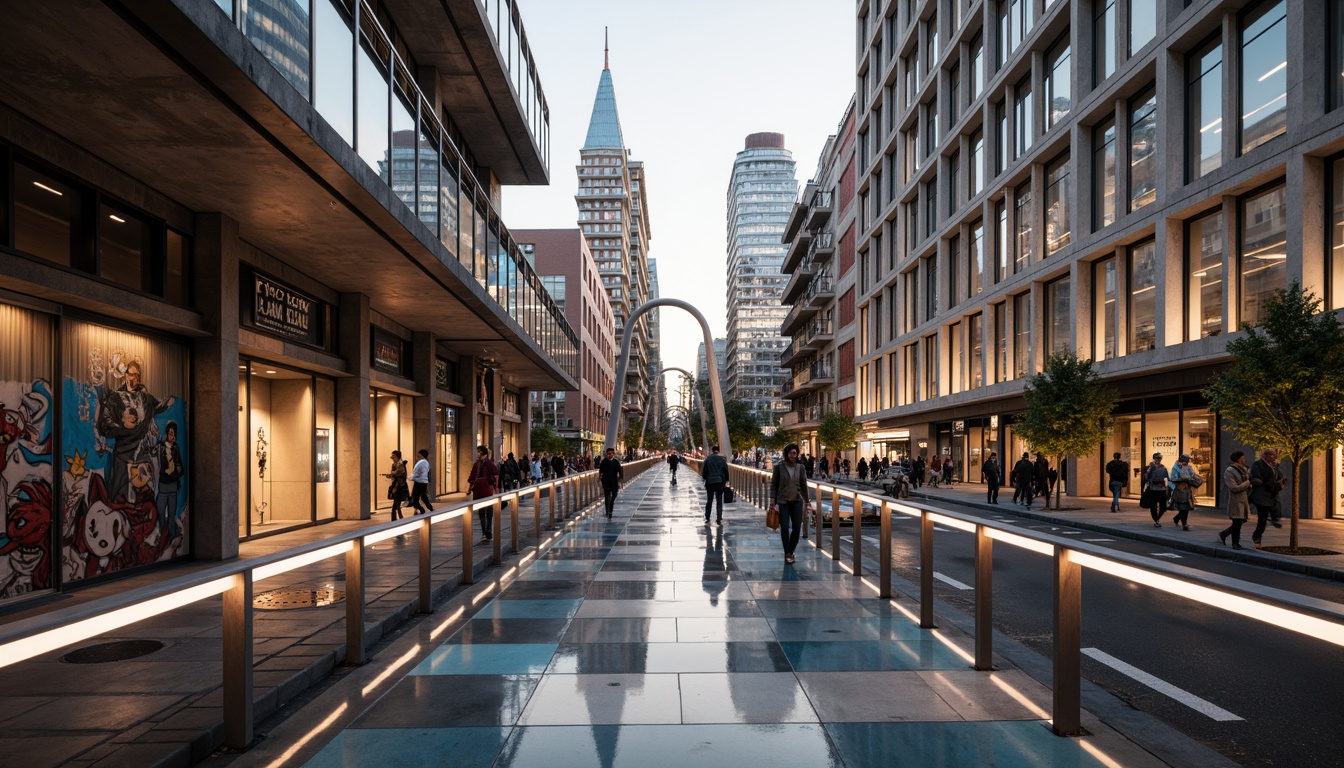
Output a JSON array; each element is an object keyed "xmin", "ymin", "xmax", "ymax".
[
  {"xmin": 577, "ymin": 40, "xmax": 653, "ymax": 435},
  {"xmin": 696, "ymin": 338, "xmax": 729, "ymax": 391},
  {"xmin": 725, "ymin": 133, "xmax": 797, "ymax": 425}
]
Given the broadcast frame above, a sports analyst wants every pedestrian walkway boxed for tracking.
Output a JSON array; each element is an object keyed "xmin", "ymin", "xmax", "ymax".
[
  {"xmin": 237, "ymin": 466, "xmax": 1169, "ymax": 768},
  {"xmin": 883, "ymin": 478, "xmax": 1344, "ymax": 581}
]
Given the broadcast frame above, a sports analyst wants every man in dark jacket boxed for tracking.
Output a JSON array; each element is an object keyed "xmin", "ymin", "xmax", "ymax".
[
  {"xmin": 1105, "ymin": 453, "xmax": 1129, "ymax": 512},
  {"xmin": 598, "ymin": 447, "xmax": 624, "ymax": 518},
  {"xmin": 667, "ymin": 451, "xmax": 680, "ymax": 481},
  {"xmin": 701, "ymin": 445, "xmax": 729, "ymax": 525},
  {"xmin": 983, "ymin": 452, "xmax": 1002, "ymax": 504},
  {"xmin": 1033, "ymin": 454, "xmax": 1051, "ymax": 502},
  {"xmin": 1249, "ymin": 448, "xmax": 1284, "ymax": 548},
  {"xmin": 1012, "ymin": 452, "xmax": 1036, "ymax": 506},
  {"xmin": 550, "ymin": 453, "xmax": 566, "ymax": 479}
]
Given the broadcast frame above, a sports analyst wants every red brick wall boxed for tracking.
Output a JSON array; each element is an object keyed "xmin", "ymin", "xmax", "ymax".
[
  {"xmin": 839, "ymin": 287, "xmax": 855, "ymax": 328},
  {"xmin": 838, "ymin": 223, "xmax": 855, "ymax": 276},
  {"xmin": 838, "ymin": 397, "xmax": 855, "ymax": 418},
  {"xmin": 838, "ymin": 340, "xmax": 855, "ymax": 386}
]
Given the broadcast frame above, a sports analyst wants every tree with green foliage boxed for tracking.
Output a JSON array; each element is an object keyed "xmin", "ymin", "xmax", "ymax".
[
  {"xmin": 1203, "ymin": 282, "xmax": 1344, "ymax": 551},
  {"xmin": 1013, "ymin": 352, "xmax": 1117, "ymax": 509},
  {"xmin": 816, "ymin": 409, "xmax": 861, "ymax": 457},
  {"xmin": 690, "ymin": 398, "xmax": 761, "ymax": 456},
  {"xmin": 530, "ymin": 424, "xmax": 568, "ymax": 456}
]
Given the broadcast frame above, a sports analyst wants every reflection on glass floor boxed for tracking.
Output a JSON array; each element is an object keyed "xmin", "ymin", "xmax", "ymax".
[{"xmin": 299, "ymin": 467, "xmax": 1133, "ymax": 768}]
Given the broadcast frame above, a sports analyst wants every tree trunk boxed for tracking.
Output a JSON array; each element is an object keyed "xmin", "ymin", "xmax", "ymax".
[
  {"xmin": 1290, "ymin": 452, "xmax": 1301, "ymax": 552},
  {"xmin": 1055, "ymin": 454, "xmax": 1063, "ymax": 510}
]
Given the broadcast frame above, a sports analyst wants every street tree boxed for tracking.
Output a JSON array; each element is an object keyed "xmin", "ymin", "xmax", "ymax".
[
  {"xmin": 692, "ymin": 399, "xmax": 762, "ymax": 456},
  {"xmin": 1013, "ymin": 352, "xmax": 1117, "ymax": 509},
  {"xmin": 530, "ymin": 424, "xmax": 568, "ymax": 456},
  {"xmin": 816, "ymin": 409, "xmax": 861, "ymax": 458},
  {"xmin": 1203, "ymin": 282, "xmax": 1344, "ymax": 551}
]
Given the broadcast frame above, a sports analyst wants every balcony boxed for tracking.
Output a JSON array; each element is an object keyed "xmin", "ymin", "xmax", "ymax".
[
  {"xmin": 780, "ymin": 318, "xmax": 834, "ymax": 366},
  {"xmin": 780, "ymin": 298, "xmax": 821, "ymax": 335},
  {"xmin": 782, "ymin": 185, "xmax": 817, "ymax": 242},
  {"xmin": 806, "ymin": 275, "xmax": 835, "ymax": 307},
  {"xmin": 781, "ymin": 265, "xmax": 813, "ymax": 304},
  {"xmin": 782, "ymin": 361, "xmax": 835, "ymax": 398},
  {"xmin": 803, "ymin": 191, "xmax": 834, "ymax": 231},
  {"xmin": 809, "ymin": 232, "xmax": 835, "ymax": 262},
  {"xmin": 781, "ymin": 228, "xmax": 813, "ymax": 273},
  {"xmin": 781, "ymin": 404, "xmax": 826, "ymax": 429}
]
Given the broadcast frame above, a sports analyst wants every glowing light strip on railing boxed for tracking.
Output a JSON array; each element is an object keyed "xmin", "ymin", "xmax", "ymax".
[
  {"xmin": 928, "ymin": 512, "xmax": 977, "ymax": 533},
  {"xmin": 0, "ymin": 575, "xmax": 236, "ymax": 668},
  {"xmin": 1069, "ymin": 551, "xmax": 1344, "ymax": 647},
  {"xmin": 986, "ymin": 527, "xmax": 1055, "ymax": 555},
  {"xmin": 890, "ymin": 502, "xmax": 922, "ymax": 518},
  {"xmin": 856, "ymin": 493, "xmax": 885, "ymax": 508},
  {"xmin": 365, "ymin": 520, "xmax": 422, "ymax": 545},
  {"xmin": 253, "ymin": 542, "xmax": 354, "ymax": 582}
]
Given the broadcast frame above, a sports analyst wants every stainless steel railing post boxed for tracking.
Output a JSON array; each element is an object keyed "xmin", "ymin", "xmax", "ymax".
[
  {"xmin": 345, "ymin": 539, "xmax": 365, "ymax": 665},
  {"xmin": 1053, "ymin": 546, "xmax": 1083, "ymax": 735},
  {"xmin": 975, "ymin": 524, "xmax": 993, "ymax": 670},
  {"xmin": 222, "ymin": 572, "xmax": 253, "ymax": 750},
  {"xmin": 920, "ymin": 511, "xmax": 936, "ymax": 629}
]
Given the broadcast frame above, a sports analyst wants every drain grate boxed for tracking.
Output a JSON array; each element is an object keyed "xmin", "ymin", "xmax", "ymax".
[
  {"xmin": 62, "ymin": 639, "xmax": 164, "ymax": 664},
  {"xmin": 253, "ymin": 587, "xmax": 346, "ymax": 610}
]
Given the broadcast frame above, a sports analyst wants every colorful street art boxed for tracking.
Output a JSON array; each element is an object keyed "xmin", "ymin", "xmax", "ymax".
[{"xmin": 0, "ymin": 380, "xmax": 54, "ymax": 599}]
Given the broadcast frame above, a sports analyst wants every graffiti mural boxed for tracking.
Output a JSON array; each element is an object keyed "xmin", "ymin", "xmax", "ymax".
[
  {"xmin": 62, "ymin": 323, "xmax": 189, "ymax": 584},
  {"xmin": 0, "ymin": 380, "xmax": 54, "ymax": 599}
]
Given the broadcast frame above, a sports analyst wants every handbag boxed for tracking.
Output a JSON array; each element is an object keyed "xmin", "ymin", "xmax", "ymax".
[
  {"xmin": 1139, "ymin": 488, "xmax": 1154, "ymax": 509},
  {"xmin": 766, "ymin": 506, "xmax": 780, "ymax": 531},
  {"xmin": 724, "ymin": 486, "xmax": 736, "ymax": 504}
]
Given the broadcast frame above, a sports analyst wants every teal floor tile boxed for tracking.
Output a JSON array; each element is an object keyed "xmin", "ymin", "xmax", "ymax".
[
  {"xmin": 411, "ymin": 643, "xmax": 558, "ymax": 675},
  {"xmin": 825, "ymin": 721, "xmax": 1111, "ymax": 768},
  {"xmin": 302, "ymin": 727, "xmax": 509, "ymax": 768},
  {"xmin": 780, "ymin": 639, "xmax": 968, "ymax": 671},
  {"xmin": 478, "ymin": 599, "xmax": 583, "ymax": 619},
  {"xmin": 497, "ymin": 724, "xmax": 843, "ymax": 767}
]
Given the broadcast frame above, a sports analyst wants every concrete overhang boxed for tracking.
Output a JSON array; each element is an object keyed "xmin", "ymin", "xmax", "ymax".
[
  {"xmin": 0, "ymin": 0, "xmax": 573, "ymax": 391},
  {"xmin": 386, "ymin": 0, "xmax": 548, "ymax": 185}
]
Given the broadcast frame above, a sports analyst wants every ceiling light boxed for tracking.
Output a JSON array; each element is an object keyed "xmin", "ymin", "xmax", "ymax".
[
  {"xmin": 32, "ymin": 181, "xmax": 63, "ymax": 196},
  {"xmin": 108, "ymin": 214, "xmax": 126, "ymax": 223},
  {"xmin": 265, "ymin": 369, "xmax": 277, "ymax": 374}
]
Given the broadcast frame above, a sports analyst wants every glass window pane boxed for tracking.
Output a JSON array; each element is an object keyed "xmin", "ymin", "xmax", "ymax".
[
  {"xmin": 996, "ymin": 200, "xmax": 1008, "ymax": 280},
  {"xmin": 1094, "ymin": 257, "xmax": 1118, "ymax": 359},
  {"xmin": 99, "ymin": 203, "xmax": 150, "ymax": 293},
  {"xmin": 1015, "ymin": 77, "xmax": 1033, "ymax": 156},
  {"xmin": 1014, "ymin": 292, "xmax": 1032, "ymax": 377},
  {"xmin": 1045, "ymin": 154, "xmax": 1071, "ymax": 255},
  {"xmin": 1188, "ymin": 42, "xmax": 1223, "ymax": 181},
  {"xmin": 459, "ymin": 189, "xmax": 475, "ymax": 272},
  {"xmin": 970, "ymin": 221, "xmax": 985, "ymax": 297},
  {"xmin": 1129, "ymin": 240, "xmax": 1158, "ymax": 352},
  {"xmin": 14, "ymin": 163, "xmax": 81, "ymax": 268},
  {"xmin": 1240, "ymin": 0, "xmax": 1287, "ymax": 154},
  {"xmin": 391, "ymin": 89, "xmax": 416, "ymax": 210},
  {"xmin": 995, "ymin": 302, "xmax": 1007, "ymax": 382},
  {"xmin": 1332, "ymin": 0, "xmax": 1344, "ymax": 111},
  {"xmin": 166, "ymin": 230, "xmax": 190, "ymax": 307},
  {"xmin": 1014, "ymin": 183, "xmax": 1033, "ymax": 272},
  {"xmin": 356, "ymin": 40, "xmax": 389, "ymax": 177},
  {"xmin": 1129, "ymin": 89, "xmax": 1158, "ymax": 211},
  {"xmin": 1239, "ymin": 184, "xmax": 1287, "ymax": 327},
  {"xmin": 1333, "ymin": 158, "xmax": 1344, "ymax": 310},
  {"xmin": 971, "ymin": 312, "xmax": 984, "ymax": 389},
  {"xmin": 1095, "ymin": 0, "xmax": 1116, "ymax": 85},
  {"xmin": 1130, "ymin": 0, "xmax": 1157, "ymax": 55},
  {"xmin": 1187, "ymin": 210, "xmax": 1225, "ymax": 339},
  {"xmin": 1048, "ymin": 278, "xmax": 1072, "ymax": 356},
  {"xmin": 1095, "ymin": 119, "xmax": 1117, "ymax": 228},
  {"xmin": 439, "ymin": 154, "xmax": 459, "ymax": 258},
  {"xmin": 314, "ymin": 0, "xmax": 354, "ymax": 145},
  {"xmin": 244, "ymin": 0, "xmax": 310, "ymax": 96},
  {"xmin": 1046, "ymin": 41, "xmax": 1072, "ymax": 129}
]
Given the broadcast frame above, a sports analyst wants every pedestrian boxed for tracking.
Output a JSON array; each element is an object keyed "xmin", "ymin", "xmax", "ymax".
[
  {"xmin": 1169, "ymin": 454, "xmax": 1203, "ymax": 530},
  {"xmin": 928, "ymin": 455, "xmax": 942, "ymax": 488},
  {"xmin": 701, "ymin": 444, "xmax": 729, "ymax": 525},
  {"xmin": 501, "ymin": 452, "xmax": 520, "ymax": 491},
  {"xmin": 769, "ymin": 443, "xmax": 813, "ymax": 564},
  {"xmin": 598, "ymin": 447, "xmax": 624, "ymax": 518},
  {"xmin": 804, "ymin": 453, "xmax": 816, "ymax": 476},
  {"xmin": 857, "ymin": 457, "xmax": 869, "ymax": 482},
  {"xmin": 667, "ymin": 450, "xmax": 680, "ymax": 481},
  {"xmin": 530, "ymin": 452, "xmax": 543, "ymax": 484},
  {"xmin": 842, "ymin": 457, "xmax": 851, "ymax": 479},
  {"xmin": 407, "ymin": 448, "xmax": 434, "ymax": 515},
  {"xmin": 1220, "ymin": 451, "xmax": 1252, "ymax": 549},
  {"xmin": 1249, "ymin": 448, "xmax": 1285, "ymax": 549},
  {"xmin": 1033, "ymin": 454, "xmax": 1050, "ymax": 501},
  {"xmin": 1105, "ymin": 452, "xmax": 1129, "ymax": 512},
  {"xmin": 819, "ymin": 455, "xmax": 830, "ymax": 478},
  {"xmin": 383, "ymin": 449, "xmax": 409, "ymax": 520},
  {"xmin": 1012, "ymin": 451, "xmax": 1035, "ymax": 506},
  {"xmin": 943, "ymin": 456, "xmax": 955, "ymax": 485},
  {"xmin": 1141, "ymin": 452, "xmax": 1170, "ymax": 527},
  {"xmin": 983, "ymin": 451, "xmax": 1002, "ymax": 504},
  {"xmin": 467, "ymin": 445, "xmax": 499, "ymax": 543},
  {"xmin": 913, "ymin": 454, "xmax": 925, "ymax": 487},
  {"xmin": 551, "ymin": 452, "xmax": 566, "ymax": 479}
]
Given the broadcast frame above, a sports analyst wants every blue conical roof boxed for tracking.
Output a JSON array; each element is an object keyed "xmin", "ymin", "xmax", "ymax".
[{"xmin": 583, "ymin": 68, "xmax": 625, "ymax": 149}]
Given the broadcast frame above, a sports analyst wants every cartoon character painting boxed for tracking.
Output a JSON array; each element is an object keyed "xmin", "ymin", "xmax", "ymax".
[{"xmin": 0, "ymin": 381, "xmax": 54, "ymax": 600}]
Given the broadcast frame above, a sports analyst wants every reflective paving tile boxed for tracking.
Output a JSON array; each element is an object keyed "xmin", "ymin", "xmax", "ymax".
[
  {"xmin": 583, "ymin": 581, "xmax": 678, "ymax": 600},
  {"xmin": 796, "ymin": 671, "xmax": 961, "ymax": 722},
  {"xmin": 824, "ymin": 721, "xmax": 1111, "ymax": 767},
  {"xmin": 547, "ymin": 642, "xmax": 791, "ymax": 674},
  {"xmin": 516, "ymin": 673, "xmax": 683, "ymax": 725},
  {"xmin": 679, "ymin": 673, "xmax": 819, "ymax": 724},
  {"xmin": 445, "ymin": 618, "xmax": 571, "ymax": 645},
  {"xmin": 303, "ymin": 727, "xmax": 508, "ymax": 768},
  {"xmin": 574, "ymin": 600, "xmax": 755, "ymax": 619},
  {"xmin": 496, "ymin": 581, "xmax": 590, "ymax": 600},
  {"xmin": 755, "ymin": 599, "xmax": 876, "ymax": 618},
  {"xmin": 562, "ymin": 618, "xmax": 679, "ymax": 644},
  {"xmin": 675, "ymin": 617, "xmax": 778, "ymax": 642},
  {"xmin": 498, "ymin": 723, "xmax": 842, "ymax": 767},
  {"xmin": 411, "ymin": 644, "xmax": 558, "ymax": 676},
  {"xmin": 354, "ymin": 675, "xmax": 539, "ymax": 728},
  {"xmin": 779, "ymin": 639, "xmax": 968, "ymax": 671},
  {"xmin": 525, "ymin": 559, "xmax": 607, "ymax": 572},
  {"xmin": 477, "ymin": 599, "xmax": 583, "ymax": 619},
  {"xmin": 768, "ymin": 617, "xmax": 920, "ymax": 643}
]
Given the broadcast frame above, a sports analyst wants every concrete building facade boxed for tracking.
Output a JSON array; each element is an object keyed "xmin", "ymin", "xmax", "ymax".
[
  {"xmin": 518, "ymin": 230, "xmax": 616, "ymax": 456},
  {"xmin": 725, "ymin": 133, "xmax": 798, "ymax": 426},
  {"xmin": 853, "ymin": 0, "xmax": 1344, "ymax": 515},
  {"xmin": 0, "ymin": 0, "xmax": 576, "ymax": 606}
]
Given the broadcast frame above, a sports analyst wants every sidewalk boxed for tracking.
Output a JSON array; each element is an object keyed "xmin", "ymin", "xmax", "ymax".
[
  {"xmin": 843, "ymin": 478, "xmax": 1344, "ymax": 582},
  {"xmin": 0, "ymin": 484, "xmax": 593, "ymax": 768}
]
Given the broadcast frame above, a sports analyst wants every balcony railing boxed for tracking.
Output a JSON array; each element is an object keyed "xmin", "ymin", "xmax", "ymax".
[
  {"xmin": 806, "ymin": 275, "xmax": 835, "ymax": 305},
  {"xmin": 809, "ymin": 231, "xmax": 836, "ymax": 261},
  {"xmin": 781, "ymin": 318, "xmax": 834, "ymax": 365}
]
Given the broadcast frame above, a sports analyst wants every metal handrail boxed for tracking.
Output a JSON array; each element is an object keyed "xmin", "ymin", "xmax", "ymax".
[
  {"xmin": 0, "ymin": 457, "xmax": 661, "ymax": 749},
  {"xmin": 696, "ymin": 460, "xmax": 1344, "ymax": 737}
]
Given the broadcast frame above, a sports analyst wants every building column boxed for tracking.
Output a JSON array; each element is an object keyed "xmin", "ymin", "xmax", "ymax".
[
  {"xmin": 520, "ymin": 387, "xmax": 532, "ymax": 458},
  {"xmin": 191, "ymin": 213, "xmax": 242, "ymax": 560},
  {"xmin": 336, "ymin": 293, "xmax": 371, "ymax": 520},
  {"xmin": 412, "ymin": 331, "xmax": 436, "ymax": 496},
  {"xmin": 491, "ymin": 370, "xmax": 505, "ymax": 460},
  {"xmin": 459, "ymin": 356, "xmax": 480, "ymax": 490}
]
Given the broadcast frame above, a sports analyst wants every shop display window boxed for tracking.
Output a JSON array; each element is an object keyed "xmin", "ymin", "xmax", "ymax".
[
  {"xmin": 370, "ymin": 390, "xmax": 415, "ymax": 511},
  {"xmin": 435, "ymin": 404, "xmax": 457, "ymax": 495}
]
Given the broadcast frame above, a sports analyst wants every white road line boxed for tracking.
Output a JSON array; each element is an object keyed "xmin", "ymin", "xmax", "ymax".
[
  {"xmin": 933, "ymin": 525, "xmax": 954, "ymax": 532},
  {"xmin": 862, "ymin": 535, "xmax": 880, "ymax": 543},
  {"xmin": 1084, "ymin": 538, "xmax": 1116, "ymax": 542},
  {"xmin": 1151, "ymin": 553, "xmax": 1183, "ymax": 559},
  {"xmin": 1058, "ymin": 531, "xmax": 1083, "ymax": 535},
  {"xmin": 1082, "ymin": 648, "xmax": 1243, "ymax": 721},
  {"xmin": 933, "ymin": 571, "xmax": 974, "ymax": 590}
]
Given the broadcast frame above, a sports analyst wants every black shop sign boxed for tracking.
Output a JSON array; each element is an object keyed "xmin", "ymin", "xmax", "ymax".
[
  {"xmin": 248, "ymin": 270, "xmax": 325, "ymax": 347},
  {"xmin": 371, "ymin": 326, "xmax": 410, "ymax": 376}
]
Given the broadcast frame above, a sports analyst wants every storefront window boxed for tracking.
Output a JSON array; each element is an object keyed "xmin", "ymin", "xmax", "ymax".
[
  {"xmin": 0, "ymin": 303, "xmax": 54, "ymax": 602},
  {"xmin": 1104, "ymin": 413, "xmax": 1143, "ymax": 497},
  {"xmin": 370, "ymin": 390, "xmax": 416, "ymax": 511},
  {"xmin": 1184, "ymin": 409, "xmax": 1216, "ymax": 503},
  {"xmin": 436, "ymin": 403, "xmax": 458, "ymax": 494},
  {"xmin": 64, "ymin": 319, "xmax": 190, "ymax": 583}
]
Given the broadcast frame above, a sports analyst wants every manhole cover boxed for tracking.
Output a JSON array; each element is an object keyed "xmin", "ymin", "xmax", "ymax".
[
  {"xmin": 253, "ymin": 587, "xmax": 346, "ymax": 610},
  {"xmin": 62, "ymin": 639, "xmax": 164, "ymax": 664}
]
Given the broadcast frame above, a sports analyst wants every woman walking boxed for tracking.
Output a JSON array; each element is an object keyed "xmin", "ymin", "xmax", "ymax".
[
  {"xmin": 1169, "ymin": 454, "xmax": 1203, "ymax": 530},
  {"xmin": 857, "ymin": 457, "xmax": 869, "ymax": 482},
  {"xmin": 1220, "ymin": 451, "xmax": 1252, "ymax": 549},
  {"xmin": 768, "ymin": 443, "xmax": 813, "ymax": 565},
  {"xmin": 383, "ymin": 450, "xmax": 409, "ymax": 520}
]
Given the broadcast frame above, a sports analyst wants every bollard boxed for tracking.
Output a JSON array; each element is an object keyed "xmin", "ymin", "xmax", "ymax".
[
  {"xmin": 345, "ymin": 539, "xmax": 365, "ymax": 665},
  {"xmin": 920, "ymin": 511, "xmax": 935, "ymax": 628},
  {"xmin": 852, "ymin": 492, "xmax": 863, "ymax": 575},
  {"xmin": 418, "ymin": 517, "xmax": 433, "ymax": 614},
  {"xmin": 831, "ymin": 487, "xmax": 841, "ymax": 560},
  {"xmin": 222, "ymin": 572, "xmax": 253, "ymax": 750},
  {"xmin": 509, "ymin": 493, "xmax": 519, "ymax": 554},
  {"xmin": 975, "ymin": 524, "xmax": 993, "ymax": 670},
  {"xmin": 878, "ymin": 501, "xmax": 891, "ymax": 598},
  {"xmin": 1053, "ymin": 546, "xmax": 1083, "ymax": 735},
  {"xmin": 462, "ymin": 507, "xmax": 474, "ymax": 585},
  {"xmin": 493, "ymin": 498, "xmax": 503, "ymax": 563}
]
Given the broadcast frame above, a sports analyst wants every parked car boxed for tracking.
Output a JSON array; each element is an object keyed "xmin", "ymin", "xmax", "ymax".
[{"xmin": 872, "ymin": 466, "xmax": 911, "ymax": 499}]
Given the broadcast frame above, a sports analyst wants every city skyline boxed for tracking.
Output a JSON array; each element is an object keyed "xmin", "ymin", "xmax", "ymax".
[{"xmin": 504, "ymin": 0, "xmax": 853, "ymax": 390}]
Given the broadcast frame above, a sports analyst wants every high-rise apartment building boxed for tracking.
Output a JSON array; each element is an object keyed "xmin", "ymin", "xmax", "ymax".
[
  {"xmin": 781, "ymin": 100, "xmax": 859, "ymax": 457},
  {"xmin": 646, "ymin": 255, "xmax": 663, "ymax": 427},
  {"xmin": 853, "ymin": 0, "xmax": 1344, "ymax": 516},
  {"xmin": 726, "ymin": 133, "xmax": 798, "ymax": 425},
  {"xmin": 577, "ymin": 49, "xmax": 653, "ymax": 434},
  {"xmin": 697, "ymin": 338, "xmax": 730, "ymax": 391}
]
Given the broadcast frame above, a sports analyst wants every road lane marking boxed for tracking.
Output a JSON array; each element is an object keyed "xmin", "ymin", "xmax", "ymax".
[
  {"xmin": 1082, "ymin": 648, "xmax": 1242, "ymax": 721},
  {"xmin": 933, "ymin": 571, "xmax": 973, "ymax": 590},
  {"xmin": 1058, "ymin": 531, "xmax": 1083, "ymax": 535},
  {"xmin": 933, "ymin": 526, "xmax": 954, "ymax": 532},
  {"xmin": 1150, "ymin": 553, "xmax": 1183, "ymax": 559},
  {"xmin": 1084, "ymin": 538, "xmax": 1116, "ymax": 542}
]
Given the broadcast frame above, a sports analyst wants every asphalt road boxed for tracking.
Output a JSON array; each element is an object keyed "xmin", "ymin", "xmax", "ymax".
[{"xmin": 829, "ymin": 500, "xmax": 1344, "ymax": 768}]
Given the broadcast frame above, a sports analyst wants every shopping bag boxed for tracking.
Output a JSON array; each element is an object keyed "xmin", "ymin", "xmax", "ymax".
[{"xmin": 766, "ymin": 506, "xmax": 780, "ymax": 531}]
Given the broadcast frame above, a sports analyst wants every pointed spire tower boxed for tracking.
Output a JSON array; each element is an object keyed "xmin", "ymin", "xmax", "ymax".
[{"xmin": 575, "ymin": 29, "xmax": 653, "ymax": 437}]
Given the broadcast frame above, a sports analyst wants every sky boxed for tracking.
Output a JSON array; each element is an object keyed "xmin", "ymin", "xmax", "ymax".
[{"xmin": 504, "ymin": 0, "xmax": 855, "ymax": 393}]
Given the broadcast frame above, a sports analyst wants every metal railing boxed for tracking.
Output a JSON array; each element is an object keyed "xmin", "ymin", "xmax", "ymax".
[
  {"xmin": 809, "ymin": 231, "xmax": 835, "ymax": 257},
  {"xmin": 0, "ymin": 458, "xmax": 660, "ymax": 750},
  {"xmin": 696, "ymin": 461, "xmax": 1344, "ymax": 736}
]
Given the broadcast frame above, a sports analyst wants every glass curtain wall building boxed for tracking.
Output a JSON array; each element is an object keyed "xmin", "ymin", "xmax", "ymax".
[
  {"xmin": 853, "ymin": 0, "xmax": 1344, "ymax": 516},
  {"xmin": 726, "ymin": 133, "xmax": 799, "ymax": 428}
]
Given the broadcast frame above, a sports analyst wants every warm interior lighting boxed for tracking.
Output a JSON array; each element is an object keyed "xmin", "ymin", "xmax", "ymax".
[
  {"xmin": 361, "ymin": 644, "xmax": 422, "ymax": 696},
  {"xmin": 32, "ymin": 181, "xmax": 63, "ymax": 196},
  {"xmin": 1194, "ymin": 270, "xmax": 1208, "ymax": 277},
  {"xmin": 265, "ymin": 369, "xmax": 277, "ymax": 374},
  {"xmin": 1069, "ymin": 551, "xmax": 1344, "ymax": 646},
  {"xmin": 986, "ymin": 527, "xmax": 1055, "ymax": 555},
  {"xmin": 266, "ymin": 702, "xmax": 348, "ymax": 768},
  {"xmin": 0, "ymin": 575, "xmax": 235, "ymax": 668},
  {"xmin": 365, "ymin": 520, "xmax": 421, "ymax": 545},
  {"xmin": 108, "ymin": 214, "xmax": 126, "ymax": 223},
  {"xmin": 1258, "ymin": 61, "xmax": 1286, "ymax": 81},
  {"xmin": 253, "ymin": 542, "xmax": 353, "ymax": 582}
]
